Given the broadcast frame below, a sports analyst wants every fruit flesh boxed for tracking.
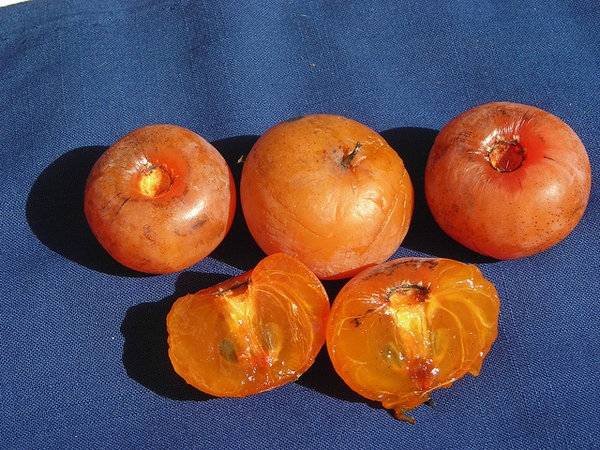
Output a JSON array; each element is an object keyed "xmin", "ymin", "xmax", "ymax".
[
  {"xmin": 326, "ymin": 258, "xmax": 500, "ymax": 423},
  {"xmin": 167, "ymin": 253, "xmax": 330, "ymax": 397}
]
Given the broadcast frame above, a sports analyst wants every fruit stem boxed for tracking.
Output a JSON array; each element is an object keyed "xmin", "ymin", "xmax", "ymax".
[{"xmin": 341, "ymin": 142, "xmax": 362, "ymax": 168}]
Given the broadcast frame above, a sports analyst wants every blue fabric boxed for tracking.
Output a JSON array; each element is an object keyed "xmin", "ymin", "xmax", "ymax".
[{"xmin": 2, "ymin": 1, "xmax": 599, "ymax": 448}]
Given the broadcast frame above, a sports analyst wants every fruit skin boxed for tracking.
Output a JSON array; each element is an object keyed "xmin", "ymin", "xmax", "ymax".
[
  {"xmin": 240, "ymin": 114, "xmax": 414, "ymax": 280},
  {"xmin": 166, "ymin": 253, "xmax": 330, "ymax": 398},
  {"xmin": 425, "ymin": 102, "xmax": 592, "ymax": 260},
  {"xmin": 84, "ymin": 124, "xmax": 236, "ymax": 274},
  {"xmin": 326, "ymin": 257, "xmax": 500, "ymax": 423}
]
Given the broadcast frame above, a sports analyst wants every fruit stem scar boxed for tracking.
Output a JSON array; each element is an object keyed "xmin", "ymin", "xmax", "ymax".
[
  {"xmin": 341, "ymin": 142, "xmax": 362, "ymax": 168},
  {"xmin": 486, "ymin": 136, "xmax": 525, "ymax": 172},
  {"xmin": 139, "ymin": 165, "xmax": 173, "ymax": 197}
]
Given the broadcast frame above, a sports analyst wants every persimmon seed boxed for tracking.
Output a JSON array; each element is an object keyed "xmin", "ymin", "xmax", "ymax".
[
  {"xmin": 218, "ymin": 339, "xmax": 238, "ymax": 364},
  {"xmin": 263, "ymin": 322, "xmax": 283, "ymax": 356},
  {"xmin": 381, "ymin": 343, "xmax": 404, "ymax": 369}
]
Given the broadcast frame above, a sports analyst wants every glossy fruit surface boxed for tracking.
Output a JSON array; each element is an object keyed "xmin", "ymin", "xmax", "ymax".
[
  {"xmin": 166, "ymin": 253, "xmax": 330, "ymax": 398},
  {"xmin": 425, "ymin": 102, "xmax": 591, "ymax": 260},
  {"xmin": 240, "ymin": 114, "xmax": 414, "ymax": 280},
  {"xmin": 326, "ymin": 257, "xmax": 500, "ymax": 423},
  {"xmin": 84, "ymin": 124, "xmax": 235, "ymax": 274}
]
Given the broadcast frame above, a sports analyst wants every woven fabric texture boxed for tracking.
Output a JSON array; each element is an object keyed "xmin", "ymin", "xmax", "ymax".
[{"xmin": 1, "ymin": 1, "xmax": 599, "ymax": 449}]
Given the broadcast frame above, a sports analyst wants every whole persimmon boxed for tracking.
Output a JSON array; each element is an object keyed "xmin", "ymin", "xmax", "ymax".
[
  {"xmin": 240, "ymin": 114, "xmax": 414, "ymax": 280},
  {"xmin": 425, "ymin": 102, "xmax": 592, "ymax": 260},
  {"xmin": 166, "ymin": 253, "xmax": 330, "ymax": 397},
  {"xmin": 326, "ymin": 257, "xmax": 500, "ymax": 423},
  {"xmin": 84, "ymin": 124, "xmax": 236, "ymax": 274}
]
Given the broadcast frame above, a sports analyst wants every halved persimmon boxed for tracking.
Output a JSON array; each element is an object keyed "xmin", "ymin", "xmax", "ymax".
[
  {"xmin": 166, "ymin": 253, "xmax": 330, "ymax": 397},
  {"xmin": 326, "ymin": 258, "xmax": 500, "ymax": 423}
]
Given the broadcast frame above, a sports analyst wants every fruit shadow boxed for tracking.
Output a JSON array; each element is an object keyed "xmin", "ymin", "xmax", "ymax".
[
  {"xmin": 25, "ymin": 146, "xmax": 148, "ymax": 277},
  {"xmin": 210, "ymin": 135, "xmax": 266, "ymax": 272},
  {"xmin": 380, "ymin": 127, "xmax": 497, "ymax": 264},
  {"xmin": 120, "ymin": 271, "xmax": 230, "ymax": 401},
  {"xmin": 293, "ymin": 278, "xmax": 384, "ymax": 412}
]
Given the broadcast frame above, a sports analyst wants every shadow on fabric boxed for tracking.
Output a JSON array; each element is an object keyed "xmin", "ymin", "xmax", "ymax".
[
  {"xmin": 209, "ymin": 135, "xmax": 266, "ymax": 272},
  {"xmin": 120, "ymin": 271, "xmax": 230, "ymax": 401},
  {"xmin": 25, "ymin": 146, "xmax": 147, "ymax": 276},
  {"xmin": 25, "ymin": 131, "xmax": 491, "ymax": 279},
  {"xmin": 27, "ymin": 131, "xmax": 493, "ymax": 410},
  {"xmin": 295, "ymin": 275, "xmax": 387, "ymax": 412},
  {"xmin": 211, "ymin": 129, "xmax": 496, "ymax": 269},
  {"xmin": 380, "ymin": 127, "xmax": 497, "ymax": 264}
]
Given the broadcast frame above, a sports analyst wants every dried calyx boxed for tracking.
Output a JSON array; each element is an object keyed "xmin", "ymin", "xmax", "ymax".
[{"xmin": 486, "ymin": 136, "xmax": 525, "ymax": 172}]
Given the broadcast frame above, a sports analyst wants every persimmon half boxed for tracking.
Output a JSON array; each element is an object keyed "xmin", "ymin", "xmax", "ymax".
[
  {"xmin": 240, "ymin": 114, "xmax": 414, "ymax": 280},
  {"xmin": 84, "ymin": 124, "xmax": 236, "ymax": 274},
  {"xmin": 166, "ymin": 253, "xmax": 330, "ymax": 398},
  {"xmin": 326, "ymin": 257, "xmax": 500, "ymax": 423},
  {"xmin": 425, "ymin": 102, "xmax": 592, "ymax": 260}
]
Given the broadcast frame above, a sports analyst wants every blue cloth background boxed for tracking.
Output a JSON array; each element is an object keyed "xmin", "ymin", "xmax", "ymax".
[{"xmin": 2, "ymin": 1, "xmax": 599, "ymax": 449}]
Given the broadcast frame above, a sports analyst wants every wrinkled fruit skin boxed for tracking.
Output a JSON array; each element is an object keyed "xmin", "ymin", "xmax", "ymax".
[
  {"xmin": 425, "ymin": 102, "xmax": 592, "ymax": 260},
  {"xmin": 326, "ymin": 257, "xmax": 500, "ymax": 423},
  {"xmin": 166, "ymin": 253, "xmax": 330, "ymax": 398},
  {"xmin": 240, "ymin": 114, "xmax": 414, "ymax": 280},
  {"xmin": 84, "ymin": 124, "xmax": 236, "ymax": 274}
]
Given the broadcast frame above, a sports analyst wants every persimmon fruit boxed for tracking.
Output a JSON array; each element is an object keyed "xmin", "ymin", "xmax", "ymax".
[
  {"xmin": 425, "ymin": 102, "xmax": 592, "ymax": 259},
  {"xmin": 326, "ymin": 257, "xmax": 500, "ymax": 423},
  {"xmin": 240, "ymin": 114, "xmax": 414, "ymax": 280},
  {"xmin": 166, "ymin": 253, "xmax": 330, "ymax": 398},
  {"xmin": 84, "ymin": 124, "xmax": 236, "ymax": 274}
]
